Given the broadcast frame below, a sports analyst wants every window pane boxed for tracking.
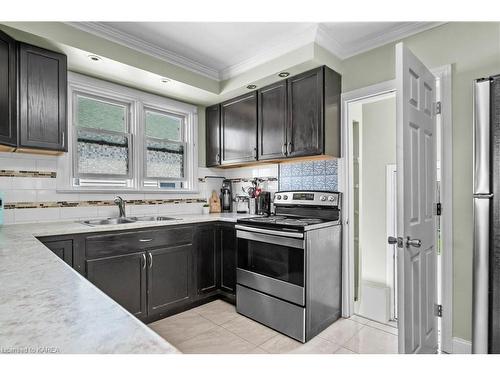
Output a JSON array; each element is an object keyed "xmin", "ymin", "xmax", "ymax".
[
  {"xmin": 77, "ymin": 96, "xmax": 126, "ymax": 132},
  {"xmin": 77, "ymin": 129, "xmax": 129, "ymax": 176},
  {"xmin": 145, "ymin": 139, "xmax": 184, "ymax": 179},
  {"xmin": 145, "ymin": 110, "xmax": 182, "ymax": 140}
]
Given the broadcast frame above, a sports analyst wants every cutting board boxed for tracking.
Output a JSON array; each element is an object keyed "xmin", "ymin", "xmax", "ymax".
[{"xmin": 209, "ymin": 190, "xmax": 221, "ymax": 213}]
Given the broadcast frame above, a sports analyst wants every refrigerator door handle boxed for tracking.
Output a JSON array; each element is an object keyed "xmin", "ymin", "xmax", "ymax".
[
  {"xmin": 473, "ymin": 79, "xmax": 491, "ymax": 195},
  {"xmin": 472, "ymin": 197, "xmax": 491, "ymax": 354}
]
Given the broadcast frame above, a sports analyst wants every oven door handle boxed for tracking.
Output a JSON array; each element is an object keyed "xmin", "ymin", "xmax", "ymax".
[{"xmin": 235, "ymin": 225, "xmax": 304, "ymax": 239}]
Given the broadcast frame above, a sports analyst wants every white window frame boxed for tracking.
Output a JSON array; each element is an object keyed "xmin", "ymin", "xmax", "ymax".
[
  {"xmin": 72, "ymin": 91, "xmax": 134, "ymax": 184},
  {"xmin": 58, "ymin": 72, "xmax": 198, "ymax": 194},
  {"xmin": 142, "ymin": 104, "xmax": 188, "ymax": 187}
]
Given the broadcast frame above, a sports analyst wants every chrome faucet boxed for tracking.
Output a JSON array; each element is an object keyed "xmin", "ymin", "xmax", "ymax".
[{"xmin": 114, "ymin": 196, "xmax": 126, "ymax": 218}]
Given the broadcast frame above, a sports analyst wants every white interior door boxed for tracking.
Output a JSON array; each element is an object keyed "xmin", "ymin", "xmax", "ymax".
[{"xmin": 395, "ymin": 42, "xmax": 438, "ymax": 354}]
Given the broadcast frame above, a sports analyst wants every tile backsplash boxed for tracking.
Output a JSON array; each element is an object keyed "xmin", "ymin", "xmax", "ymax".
[
  {"xmin": 0, "ymin": 151, "xmax": 338, "ymax": 225},
  {"xmin": 0, "ymin": 151, "xmax": 279, "ymax": 224},
  {"xmin": 279, "ymin": 159, "xmax": 338, "ymax": 191}
]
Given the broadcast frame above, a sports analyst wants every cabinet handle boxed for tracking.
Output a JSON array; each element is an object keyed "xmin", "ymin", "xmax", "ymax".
[
  {"xmin": 287, "ymin": 142, "xmax": 293, "ymax": 155},
  {"xmin": 253, "ymin": 147, "xmax": 257, "ymax": 159},
  {"xmin": 142, "ymin": 253, "xmax": 146, "ymax": 269},
  {"xmin": 282, "ymin": 143, "xmax": 287, "ymax": 156},
  {"xmin": 62, "ymin": 131, "xmax": 65, "ymax": 149},
  {"xmin": 148, "ymin": 253, "xmax": 153, "ymax": 268},
  {"xmin": 139, "ymin": 238, "xmax": 153, "ymax": 242},
  {"xmin": 216, "ymin": 153, "xmax": 220, "ymax": 164}
]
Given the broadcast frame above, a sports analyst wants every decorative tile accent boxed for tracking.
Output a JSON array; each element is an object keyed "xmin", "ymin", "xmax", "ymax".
[
  {"xmin": 0, "ymin": 170, "xmax": 56, "ymax": 178},
  {"xmin": 313, "ymin": 160, "xmax": 326, "ymax": 176},
  {"xmin": 279, "ymin": 159, "xmax": 338, "ymax": 192},
  {"xmin": 4, "ymin": 198, "xmax": 206, "ymax": 210},
  {"xmin": 280, "ymin": 164, "xmax": 292, "ymax": 177}
]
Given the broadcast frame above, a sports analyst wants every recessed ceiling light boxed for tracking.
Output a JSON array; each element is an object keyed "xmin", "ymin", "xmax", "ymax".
[
  {"xmin": 278, "ymin": 72, "xmax": 290, "ymax": 78},
  {"xmin": 88, "ymin": 55, "xmax": 102, "ymax": 62},
  {"xmin": 247, "ymin": 84, "xmax": 257, "ymax": 90},
  {"xmin": 160, "ymin": 77, "xmax": 170, "ymax": 84}
]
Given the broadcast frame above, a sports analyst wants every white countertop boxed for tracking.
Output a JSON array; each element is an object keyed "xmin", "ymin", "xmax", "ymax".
[{"xmin": 0, "ymin": 213, "xmax": 254, "ymax": 354}]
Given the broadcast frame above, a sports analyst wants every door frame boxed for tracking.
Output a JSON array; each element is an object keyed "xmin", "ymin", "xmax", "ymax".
[
  {"xmin": 386, "ymin": 163, "xmax": 398, "ymax": 321},
  {"xmin": 339, "ymin": 65, "xmax": 453, "ymax": 353}
]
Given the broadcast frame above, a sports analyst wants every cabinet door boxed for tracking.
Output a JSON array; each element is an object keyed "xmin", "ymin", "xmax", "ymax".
[
  {"xmin": 42, "ymin": 239, "xmax": 73, "ymax": 266},
  {"xmin": 287, "ymin": 67, "xmax": 324, "ymax": 157},
  {"xmin": 18, "ymin": 43, "xmax": 67, "ymax": 151},
  {"xmin": 147, "ymin": 244, "xmax": 192, "ymax": 316},
  {"xmin": 197, "ymin": 225, "xmax": 219, "ymax": 295},
  {"xmin": 258, "ymin": 81, "xmax": 287, "ymax": 160},
  {"xmin": 219, "ymin": 224, "xmax": 237, "ymax": 294},
  {"xmin": 221, "ymin": 92, "xmax": 257, "ymax": 164},
  {"xmin": 0, "ymin": 30, "xmax": 16, "ymax": 147},
  {"xmin": 205, "ymin": 104, "xmax": 220, "ymax": 167},
  {"xmin": 87, "ymin": 252, "xmax": 147, "ymax": 319}
]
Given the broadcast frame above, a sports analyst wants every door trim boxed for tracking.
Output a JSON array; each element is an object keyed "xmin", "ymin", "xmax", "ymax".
[
  {"xmin": 432, "ymin": 64, "xmax": 453, "ymax": 354},
  {"xmin": 340, "ymin": 65, "xmax": 453, "ymax": 353}
]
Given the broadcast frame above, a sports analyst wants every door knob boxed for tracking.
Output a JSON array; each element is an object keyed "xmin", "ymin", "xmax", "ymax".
[
  {"xmin": 405, "ymin": 237, "xmax": 422, "ymax": 248},
  {"xmin": 388, "ymin": 236, "xmax": 404, "ymax": 248}
]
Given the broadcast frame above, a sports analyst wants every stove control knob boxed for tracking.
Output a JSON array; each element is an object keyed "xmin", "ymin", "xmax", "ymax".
[
  {"xmin": 328, "ymin": 195, "xmax": 336, "ymax": 202},
  {"xmin": 283, "ymin": 195, "xmax": 289, "ymax": 200},
  {"xmin": 320, "ymin": 195, "xmax": 327, "ymax": 201},
  {"xmin": 276, "ymin": 194, "xmax": 281, "ymax": 200}
]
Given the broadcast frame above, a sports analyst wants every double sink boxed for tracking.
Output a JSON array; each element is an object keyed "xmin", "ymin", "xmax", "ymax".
[{"xmin": 81, "ymin": 216, "xmax": 179, "ymax": 226}]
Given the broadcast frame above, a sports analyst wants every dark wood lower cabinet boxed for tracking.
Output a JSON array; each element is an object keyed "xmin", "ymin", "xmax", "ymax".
[
  {"xmin": 196, "ymin": 225, "xmax": 219, "ymax": 295},
  {"xmin": 147, "ymin": 244, "xmax": 192, "ymax": 316},
  {"xmin": 86, "ymin": 252, "xmax": 147, "ymax": 319},
  {"xmin": 219, "ymin": 224, "xmax": 237, "ymax": 294},
  {"xmin": 38, "ymin": 222, "xmax": 237, "ymax": 323},
  {"xmin": 40, "ymin": 239, "xmax": 73, "ymax": 266}
]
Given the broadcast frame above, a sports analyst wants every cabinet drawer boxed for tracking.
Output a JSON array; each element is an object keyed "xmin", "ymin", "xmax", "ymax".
[{"xmin": 85, "ymin": 227, "xmax": 193, "ymax": 259}]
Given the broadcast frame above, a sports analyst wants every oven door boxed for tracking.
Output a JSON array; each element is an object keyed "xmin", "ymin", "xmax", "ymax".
[{"xmin": 235, "ymin": 225, "xmax": 305, "ymax": 306}]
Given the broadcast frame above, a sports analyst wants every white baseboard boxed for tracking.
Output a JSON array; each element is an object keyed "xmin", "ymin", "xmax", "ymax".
[{"xmin": 452, "ymin": 337, "xmax": 472, "ymax": 354}]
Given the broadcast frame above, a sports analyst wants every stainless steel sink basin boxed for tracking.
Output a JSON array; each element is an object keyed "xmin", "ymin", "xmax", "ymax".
[
  {"xmin": 80, "ymin": 216, "xmax": 179, "ymax": 226},
  {"xmin": 129, "ymin": 216, "xmax": 178, "ymax": 222},
  {"xmin": 81, "ymin": 217, "xmax": 137, "ymax": 226}
]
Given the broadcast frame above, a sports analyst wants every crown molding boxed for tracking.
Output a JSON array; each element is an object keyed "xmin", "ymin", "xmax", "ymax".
[
  {"xmin": 66, "ymin": 22, "xmax": 220, "ymax": 81},
  {"xmin": 65, "ymin": 22, "xmax": 445, "ymax": 84},
  {"xmin": 219, "ymin": 24, "xmax": 318, "ymax": 81},
  {"xmin": 317, "ymin": 22, "xmax": 444, "ymax": 60}
]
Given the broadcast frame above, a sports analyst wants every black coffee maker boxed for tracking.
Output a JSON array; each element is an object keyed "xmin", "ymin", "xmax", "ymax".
[{"xmin": 221, "ymin": 179, "xmax": 232, "ymax": 212}]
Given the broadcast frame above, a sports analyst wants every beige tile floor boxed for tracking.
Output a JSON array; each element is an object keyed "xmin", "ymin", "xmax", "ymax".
[{"xmin": 148, "ymin": 299, "xmax": 399, "ymax": 354}]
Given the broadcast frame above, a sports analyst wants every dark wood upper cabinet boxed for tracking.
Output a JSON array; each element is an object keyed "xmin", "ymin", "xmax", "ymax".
[
  {"xmin": 18, "ymin": 43, "xmax": 67, "ymax": 152},
  {"xmin": 0, "ymin": 30, "xmax": 17, "ymax": 148},
  {"xmin": 196, "ymin": 225, "xmax": 219, "ymax": 295},
  {"xmin": 205, "ymin": 104, "xmax": 221, "ymax": 167},
  {"xmin": 219, "ymin": 224, "xmax": 237, "ymax": 294},
  {"xmin": 258, "ymin": 80, "xmax": 287, "ymax": 160},
  {"xmin": 87, "ymin": 252, "xmax": 147, "ymax": 319},
  {"xmin": 206, "ymin": 65, "xmax": 340, "ymax": 167},
  {"xmin": 287, "ymin": 67, "xmax": 324, "ymax": 157},
  {"xmin": 220, "ymin": 92, "xmax": 257, "ymax": 165},
  {"xmin": 147, "ymin": 244, "xmax": 192, "ymax": 316}
]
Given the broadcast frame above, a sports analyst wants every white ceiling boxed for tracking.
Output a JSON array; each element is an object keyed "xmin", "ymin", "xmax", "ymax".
[{"xmin": 69, "ymin": 22, "xmax": 441, "ymax": 81}]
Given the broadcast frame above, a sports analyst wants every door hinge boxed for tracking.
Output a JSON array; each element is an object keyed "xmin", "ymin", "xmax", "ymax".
[
  {"xmin": 434, "ymin": 202, "xmax": 442, "ymax": 216},
  {"xmin": 435, "ymin": 304, "xmax": 443, "ymax": 317},
  {"xmin": 435, "ymin": 101, "xmax": 442, "ymax": 115}
]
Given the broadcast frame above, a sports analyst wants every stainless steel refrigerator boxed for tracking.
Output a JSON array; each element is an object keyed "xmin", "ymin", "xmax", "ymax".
[{"xmin": 473, "ymin": 74, "xmax": 500, "ymax": 353}]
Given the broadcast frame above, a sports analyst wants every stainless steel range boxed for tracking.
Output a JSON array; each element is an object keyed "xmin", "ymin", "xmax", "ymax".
[{"xmin": 235, "ymin": 190, "xmax": 342, "ymax": 342}]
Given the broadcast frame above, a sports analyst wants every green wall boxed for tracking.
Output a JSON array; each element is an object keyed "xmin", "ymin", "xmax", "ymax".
[{"xmin": 342, "ymin": 22, "xmax": 500, "ymax": 341}]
